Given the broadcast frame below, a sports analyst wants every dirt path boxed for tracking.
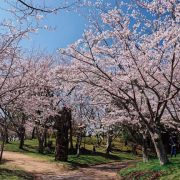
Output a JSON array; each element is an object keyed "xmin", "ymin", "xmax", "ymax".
[{"xmin": 3, "ymin": 151, "xmax": 132, "ymax": 180}]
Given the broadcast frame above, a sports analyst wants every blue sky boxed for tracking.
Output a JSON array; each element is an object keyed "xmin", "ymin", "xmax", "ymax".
[
  {"xmin": 0, "ymin": 0, "xmax": 118, "ymax": 53},
  {"xmin": 23, "ymin": 10, "xmax": 88, "ymax": 53},
  {"xmin": 26, "ymin": 0, "xmax": 117, "ymax": 53},
  {"xmin": 0, "ymin": 1, "xmax": 89, "ymax": 53}
]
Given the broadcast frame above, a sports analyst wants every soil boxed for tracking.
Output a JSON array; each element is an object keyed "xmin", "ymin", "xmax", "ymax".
[{"xmin": 3, "ymin": 151, "xmax": 134, "ymax": 180}]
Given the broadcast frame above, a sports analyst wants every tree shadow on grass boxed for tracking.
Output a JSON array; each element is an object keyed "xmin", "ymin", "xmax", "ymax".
[
  {"xmin": 18, "ymin": 144, "xmax": 54, "ymax": 157},
  {"xmin": 0, "ymin": 168, "xmax": 34, "ymax": 180},
  {"xmin": 69, "ymin": 148, "xmax": 131, "ymax": 159},
  {"xmin": 23, "ymin": 144, "xmax": 38, "ymax": 152},
  {"xmin": 67, "ymin": 149, "xmax": 133, "ymax": 168}
]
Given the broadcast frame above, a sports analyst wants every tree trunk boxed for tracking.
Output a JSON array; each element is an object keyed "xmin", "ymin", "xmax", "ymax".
[
  {"xmin": 5, "ymin": 126, "xmax": 9, "ymax": 144},
  {"xmin": 76, "ymin": 133, "xmax": 82, "ymax": 157},
  {"xmin": 0, "ymin": 133, "xmax": 5, "ymax": 163},
  {"xmin": 19, "ymin": 114, "xmax": 26, "ymax": 149},
  {"xmin": 131, "ymin": 144, "xmax": 137, "ymax": 155},
  {"xmin": 36, "ymin": 127, "xmax": 45, "ymax": 153},
  {"xmin": 37, "ymin": 127, "xmax": 47, "ymax": 154},
  {"xmin": 55, "ymin": 127, "xmax": 69, "ymax": 161},
  {"xmin": 54, "ymin": 107, "xmax": 70, "ymax": 161},
  {"xmin": 150, "ymin": 130, "xmax": 169, "ymax": 165},
  {"xmin": 19, "ymin": 126, "xmax": 25, "ymax": 149},
  {"xmin": 44, "ymin": 128, "xmax": 48, "ymax": 147},
  {"xmin": 31, "ymin": 127, "xmax": 36, "ymax": 139},
  {"xmin": 106, "ymin": 131, "xmax": 112, "ymax": 155},
  {"xmin": 38, "ymin": 137, "xmax": 44, "ymax": 154},
  {"xmin": 142, "ymin": 146, "xmax": 149, "ymax": 163},
  {"xmin": 142, "ymin": 135, "xmax": 149, "ymax": 162},
  {"xmin": 69, "ymin": 118, "xmax": 73, "ymax": 150}
]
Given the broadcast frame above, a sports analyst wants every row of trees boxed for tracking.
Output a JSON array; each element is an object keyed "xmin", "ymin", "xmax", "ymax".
[
  {"xmin": 59, "ymin": 0, "xmax": 180, "ymax": 165},
  {"xmin": 0, "ymin": 0, "xmax": 84, "ymax": 162},
  {"xmin": 0, "ymin": 0, "xmax": 179, "ymax": 166}
]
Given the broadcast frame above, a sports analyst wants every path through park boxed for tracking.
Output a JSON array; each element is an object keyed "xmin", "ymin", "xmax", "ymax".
[{"xmin": 3, "ymin": 151, "xmax": 133, "ymax": 180}]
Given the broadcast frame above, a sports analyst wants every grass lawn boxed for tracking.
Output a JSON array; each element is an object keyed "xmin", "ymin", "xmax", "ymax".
[
  {"xmin": 4, "ymin": 138, "xmax": 135, "ymax": 167},
  {"xmin": 4, "ymin": 138, "xmax": 180, "ymax": 179},
  {"xmin": 119, "ymin": 154, "xmax": 180, "ymax": 180},
  {"xmin": 0, "ymin": 164, "xmax": 33, "ymax": 180}
]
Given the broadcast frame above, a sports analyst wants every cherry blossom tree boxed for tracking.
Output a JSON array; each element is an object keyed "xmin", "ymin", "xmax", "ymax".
[
  {"xmin": 60, "ymin": 0, "xmax": 180, "ymax": 165},
  {"xmin": 0, "ymin": 0, "xmax": 94, "ymax": 162},
  {"xmin": 0, "ymin": 35, "xmax": 33, "ymax": 160}
]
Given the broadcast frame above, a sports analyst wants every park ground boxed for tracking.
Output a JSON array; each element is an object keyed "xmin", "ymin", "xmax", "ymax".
[{"xmin": 0, "ymin": 138, "xmax": 180, "ymax": 180}]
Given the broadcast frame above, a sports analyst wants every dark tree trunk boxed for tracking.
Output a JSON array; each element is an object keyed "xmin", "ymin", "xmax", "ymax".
[
  {"xmin": 54, "ymin": 107, "xmax": 71, "ymax": 161},
  {"xmin": 149, "ymin": 129, "xmax": 169, "ymax": 165},
  {"xmin": 106, "ymin": 130, "xmax": 113, "ymax": 155},
  {"xmin": 31, "ymin": 127, "xmax": 36, "ymax": 139},
  {"xmin": 37, "ymin": 127, "xmax": 47, "ymax": 154},
  {"xmin": 19, "ymin": 126, "xmax": 25, "ymax": 149},
  {"xmin": 38, "ymin": 137, "xmax": 44, "ymax": 154},
  {"xmin": 131, "ymin": 144, "xmax": 137, "ymax": 155},
  {"xmin": 76, "ymin": 133, "xmax": 82, "ymax": 157},
  {"xmin": 69, "ymin": 118, "xmax": 73, "ymax": 150},
  {"xmin": 44, "ymin": 128, "xmax": 48, "ymax": 147},
  {"xmin": 0, "ymin": 132, "xmax": 5, "ymax": 163},
  {"xmin": 19, "ymin": 114, "xmax": 26, "ymax": 149},
  {"xmin": 142, "ymin": 135, "xmax": 149, "ymax": 162},
  {"xmin": 55, "ymin": 129, "xmax": 69, "ymax": 161},
  {"xmin": 5, "ymin": 126, "xmax": 9, "ymax": 144}
]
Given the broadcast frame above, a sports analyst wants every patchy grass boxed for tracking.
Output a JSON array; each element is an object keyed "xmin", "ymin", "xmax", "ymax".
[
  {"xmin": 4, "ymin": 138, "xmax": 180, "ymax": 179},
  {"xmin": 5, "ymin": 139, "xmax": 39, "ymax": 153},
  {"xmin": 119, "ymin": 154, "xmax": 180, "ymax": 180},
  {"xmin": 4, "ymin": 138, "xmax": 135, "ymax": 167},
  {"xmin": 0, "ymin": 164, "xmax": 33, "ymax": 180},
  {"xmin": 68, "ymin": 152, "xmax": 135, "ymax": 167}
]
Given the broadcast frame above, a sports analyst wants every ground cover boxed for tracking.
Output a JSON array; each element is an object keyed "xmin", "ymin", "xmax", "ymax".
[{"xmin": 119, "ymin": 154, "xmax": 180, "ymax": 180}]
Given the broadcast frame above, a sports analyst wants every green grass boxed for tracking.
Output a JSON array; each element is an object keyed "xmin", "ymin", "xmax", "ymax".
[
  {"xmin": 4, "ymin": 138, "xmax": 135, "ymax": 167},
  {"xmin": 68, "ymin": 152, "xmax": 135, "ymax": 167},
  {"xmin": 4, "ymin": 138, "xmax": 180, "ymax": 179},
  {"xmin": 0, "ymin": 165, "xmax": 33, "ymax": 180},
  {"xmin": 119, "ymin": 154, "xmax": 180, "ymax": 180}
]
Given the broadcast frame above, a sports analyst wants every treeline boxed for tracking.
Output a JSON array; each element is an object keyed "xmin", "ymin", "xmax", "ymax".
[{"xmin": 0, "ymin": 0, "xmax": 179, "ymax": 166}]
